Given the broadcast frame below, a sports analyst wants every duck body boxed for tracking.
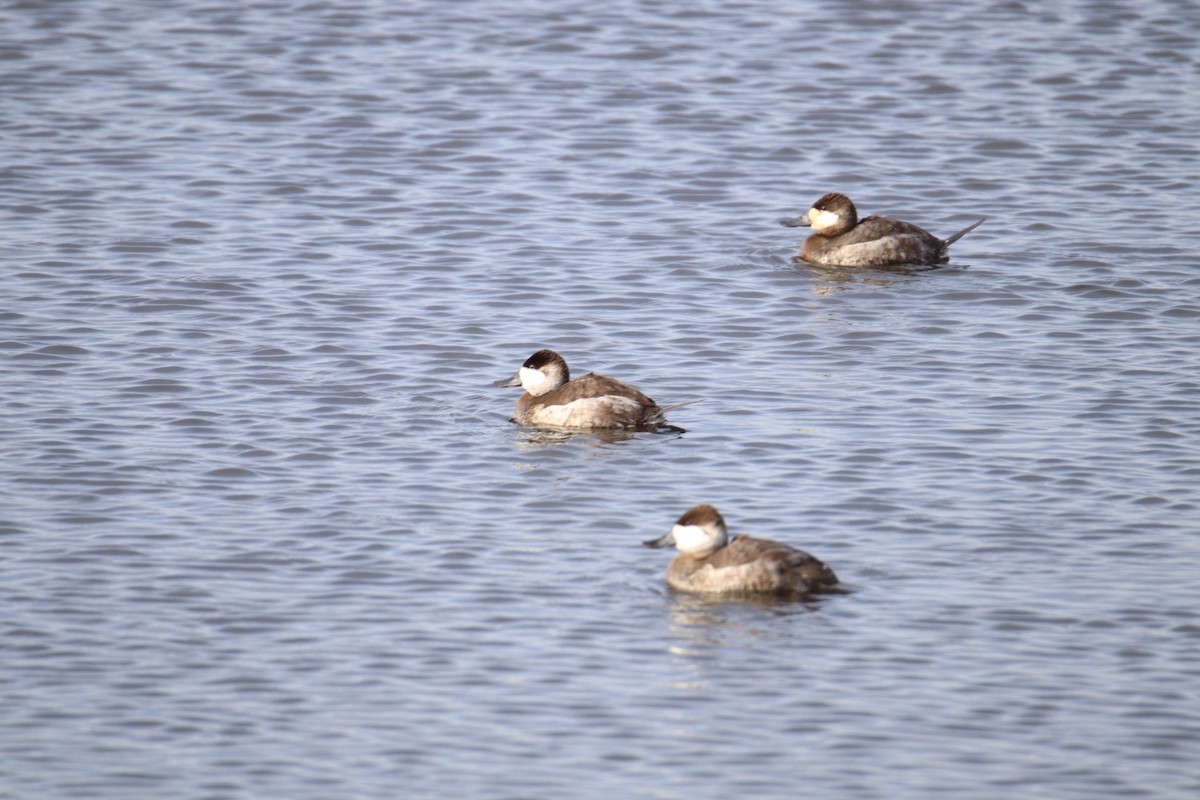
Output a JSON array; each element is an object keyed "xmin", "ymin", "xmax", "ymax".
[
  {"xmin": 802, "ymin": 214, "xmax": 955, "ymax": 267},
  {"xmin": 663, "ymin": 534, "xmax": 839, "ymax": 595},
  {"xmin": 513, "ymin": 371, "xmax": 663, "ymax": 428},
  {"xmin": 644, "ymin": 504, "xmax": 838, "ymax": 596},
  {"xmin": 496, "ymin": 349, "xmax": 665, "ymax": 430},
  {"xmin": 784, "ymin": 192, "xmax": 985, "ymax": 268}
]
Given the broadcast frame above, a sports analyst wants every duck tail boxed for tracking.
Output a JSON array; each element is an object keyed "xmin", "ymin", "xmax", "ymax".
[
  {"xmin": 645, "ymin": 399, "xmax": 701, "ymax": 431},
  {"xmin": 661, "ymin": 399, "xmax": 702, "ymax": 414},
  {"xmin": 943, "ymin": 217, "xmax": 987, "ymax": 247}
]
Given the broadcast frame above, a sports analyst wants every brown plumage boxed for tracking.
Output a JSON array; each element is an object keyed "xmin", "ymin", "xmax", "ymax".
[
  {"xmin": 644, "ymin": 504, "xmax": 839, "ymax": 596},
  {"xmin": 495, "ymin": 349, "xmax": 665, "ymax": 429},
  {"xmin": 783, "ymin": 192, "xmax": 985, "ymax": 268}
]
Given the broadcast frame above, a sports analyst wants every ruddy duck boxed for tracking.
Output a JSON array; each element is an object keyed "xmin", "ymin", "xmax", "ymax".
[
  {"xmin": 494, "ymin": 349, "xmax": 666, "ymax": 429},
  {"xmin": 643, "ymin": 504, "xmax": 839, "ymax": 596},
  {"xmin": 782, "ymin": 192, "xmax": 986, "ymax": 267}
]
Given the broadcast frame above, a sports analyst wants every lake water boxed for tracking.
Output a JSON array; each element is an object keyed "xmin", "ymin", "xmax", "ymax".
[{"xmin": 2, "ymin": 0, "xmax": 1199, "ymax": 797}]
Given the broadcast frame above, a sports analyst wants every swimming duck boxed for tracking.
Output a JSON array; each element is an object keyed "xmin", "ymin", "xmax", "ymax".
[
  {"xmin": 643, "ymin": 504, "xmax": 839, "ymax": 595},
  {"xmin": 494, "ymin": 349, "xmax": 666, "ymax": 429},
  {"xmin": 782, "ymin": 192, "xmax": 986, "ymax": 267}
]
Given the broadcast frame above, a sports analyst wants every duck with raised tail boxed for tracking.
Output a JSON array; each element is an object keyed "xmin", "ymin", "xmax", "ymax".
[{"xmin": 782, "ymin": 192, "xmax": 986, "ymax": 267}]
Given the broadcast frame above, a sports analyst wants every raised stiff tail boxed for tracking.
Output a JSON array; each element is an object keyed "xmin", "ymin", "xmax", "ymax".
[{"xmin": 944, "ymin": 217, "xmax": 987, "ymax": 247}]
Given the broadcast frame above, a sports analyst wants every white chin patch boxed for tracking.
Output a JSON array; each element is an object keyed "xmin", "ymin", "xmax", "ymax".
[
  {"xmin": 808, "ymin": 208, "xmax": 841, "ymax": 232},
  {"xmin": 671, "ymin": 523, "xmax": 713, "ymax": 553},
  {"xmin": 519, "ymin": 366, "xmax": 548, "ymax": 394}
]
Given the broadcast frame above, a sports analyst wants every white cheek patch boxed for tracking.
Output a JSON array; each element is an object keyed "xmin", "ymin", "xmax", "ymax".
[
  {"xmin": 519, "ymin": 366, "xmax": 548, "ymax": 394},
  {"xmin": 671, "ymin": 523, "xmax": 713, "ymax": 553},
  {"xmin": 808, "ymin": 207, "xmax": 841, "ymax": 232}
]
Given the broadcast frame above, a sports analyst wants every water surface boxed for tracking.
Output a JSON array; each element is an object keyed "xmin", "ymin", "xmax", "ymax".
[{"xmin": 2, "ymin": 1, "xmax": 1199, "ymax": 798}]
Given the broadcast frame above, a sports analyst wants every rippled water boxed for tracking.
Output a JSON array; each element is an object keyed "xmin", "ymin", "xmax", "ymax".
[{"xmin": 3, "ymin": 0, "xmax": 1199, "ymax": 797}]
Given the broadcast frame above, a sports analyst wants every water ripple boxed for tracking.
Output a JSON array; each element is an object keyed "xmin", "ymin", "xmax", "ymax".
[{"xmin": 2, "ymin": 0, "xmax": 1199, "ymax": 798}]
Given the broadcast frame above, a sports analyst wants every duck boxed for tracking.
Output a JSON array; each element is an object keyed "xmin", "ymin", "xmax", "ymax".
[
  {"xmin": 643, "ymin": 504, "xmax": 839, "ymax": 596},
  {"xmin": 781, "ymin": 192, "xmax": 986, "ymax": 267},
  {"xmin": 494, "ymin": 348, "xmax": 666, "ymax": 429}
]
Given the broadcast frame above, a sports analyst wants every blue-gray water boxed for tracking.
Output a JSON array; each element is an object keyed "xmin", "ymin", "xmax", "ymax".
[{"xmin": 3, "ymin": 1, "xmax": 1199, "ymax": 798}]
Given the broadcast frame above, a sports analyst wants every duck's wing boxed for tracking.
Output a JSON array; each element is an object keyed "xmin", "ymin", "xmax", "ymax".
[
  {"xmin": 567, "ymin": 373, "xmax": 657, "ymax": 406},
  {"xmin": 530, "ymin": 373, "xmax": 662, "ymax": 428},
  {"xmin": 809, "ymin": 217, "xmax": 943, "ymax": 267},
  {"xmin": 841, "ymin": 216, "xmax": 932, "ymax": 243},
  {"xmin": 715, "ymin": 536, "xmax": 839, "ymax": 591},
  {"xmin": 689, "ymin": 539, "xmax": 791, "ymax": 593},
  {"xmin": 783, "ymin": 547, "xmax": 839, "ymax": 589}
]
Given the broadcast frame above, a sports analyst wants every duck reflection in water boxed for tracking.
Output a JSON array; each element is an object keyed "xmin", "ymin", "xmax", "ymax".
[{"xmin": 511, "ymin": 424, "xmax": 685, "ymax": 449}]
